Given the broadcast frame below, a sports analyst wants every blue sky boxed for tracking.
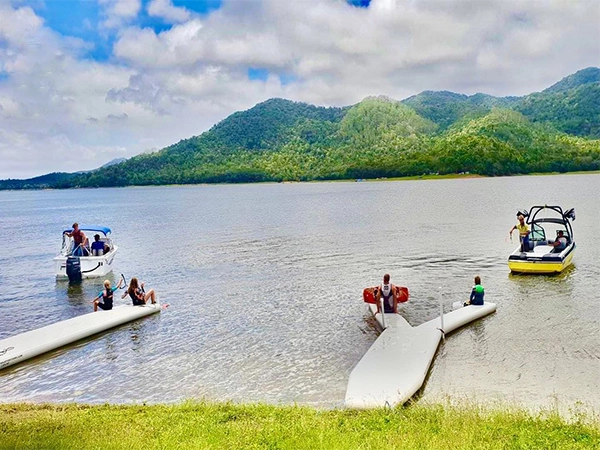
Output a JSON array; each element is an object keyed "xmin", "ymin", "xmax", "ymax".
[
  {"xmin": 0, "ymin": 0, "xmax": 598, "ymax": 179},
  {"xmin": 24, "ymin": 0, "xmax": 223, "ymax": 60}
]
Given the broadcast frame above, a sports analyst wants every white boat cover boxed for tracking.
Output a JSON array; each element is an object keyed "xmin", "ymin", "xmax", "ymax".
[
  {"xmin": 0, "ymin": 304, "xmax": 161, "ymax": 370},
  {"xmin": 345, "ymin": 302, "xmax": 496, "ymax": 409}
]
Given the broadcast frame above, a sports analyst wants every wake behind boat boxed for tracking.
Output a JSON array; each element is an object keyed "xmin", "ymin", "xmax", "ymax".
[
  {"xmin": 508, "ymin": 206, "xmax": 576, "ymax": 274},
  {"xmin": 54, "ymin": 225, "xmax": 118, "ymax": 281}
]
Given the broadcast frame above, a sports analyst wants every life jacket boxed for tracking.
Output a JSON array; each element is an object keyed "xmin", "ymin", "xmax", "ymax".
[{"xmin": 103, "ymin": 288, "xmax": 113, "ymax": 305}]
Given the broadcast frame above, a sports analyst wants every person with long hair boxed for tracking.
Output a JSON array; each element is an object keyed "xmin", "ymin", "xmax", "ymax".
[{"xmin": 122, "ymin": 277, "xmax": 156, "ymax": 306}]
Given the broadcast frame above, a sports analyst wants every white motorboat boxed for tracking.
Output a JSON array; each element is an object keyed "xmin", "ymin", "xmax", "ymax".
[{"xmin": 54, "ymin": 225, "xmax": 118, "ymax": 281}]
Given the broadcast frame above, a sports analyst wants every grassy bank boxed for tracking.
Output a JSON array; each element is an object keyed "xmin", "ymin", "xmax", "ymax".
[{"xmin": 1, "ymin": 402, "xmax": 599, "ymax": 449}]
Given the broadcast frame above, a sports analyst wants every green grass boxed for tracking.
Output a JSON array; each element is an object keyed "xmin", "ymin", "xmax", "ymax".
[{"xmin": 1, "ymin": 402, "xmax": 598, "ymax": 449}]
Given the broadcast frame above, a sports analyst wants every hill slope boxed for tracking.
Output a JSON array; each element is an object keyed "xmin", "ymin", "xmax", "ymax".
[{"xmin": 3, "ymin": 68, "xmax": 600, "ymax": 189}]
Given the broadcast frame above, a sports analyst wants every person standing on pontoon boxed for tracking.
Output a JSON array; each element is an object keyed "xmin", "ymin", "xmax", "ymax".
[
  {"xmin": 64, "ymin": 222, "xmax": 89, "ymax": 256},
  {"xmin": 510, "ymin": 215, "xmax": 530, "ymax": 252},
  {"xmin": 375, "ymin": 274, "xmax": 398, "ymax": 314}
]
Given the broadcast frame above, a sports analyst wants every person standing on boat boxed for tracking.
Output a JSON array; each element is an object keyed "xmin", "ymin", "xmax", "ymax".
[
  {"xmin": 510, "ymin": 215, "xmax": 530, "ymax": 252},
  {"xmin": 465, "ymin": 276, "xmax": 484, "ymax": 306},
  {"xmin": 375, "ymin": 274, "xmax": 398, "ymax": 314},
  {"xmin": 64, "ymin": 223, "xmax": 89, "ymax": 256},
  {"xmin": 93, "ymin": 278, "xmax": 124, "ymax": 311},
  {"xmin": 122, "ymin": 277, "xmax": 157, "ymax": 306}
]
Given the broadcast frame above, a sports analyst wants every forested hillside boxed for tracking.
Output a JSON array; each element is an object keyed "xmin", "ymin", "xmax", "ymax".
[{"xmin": 2, "ymin": 67, "xmax": 599, "ymax": 189}]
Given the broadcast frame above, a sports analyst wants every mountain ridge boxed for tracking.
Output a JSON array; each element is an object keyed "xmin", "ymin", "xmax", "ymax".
[{"xmin": 2, "ymin": 67, "xmax": 599, "ymax": 189}]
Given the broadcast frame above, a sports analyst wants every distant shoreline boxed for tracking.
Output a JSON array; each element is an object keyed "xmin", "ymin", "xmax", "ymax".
[{"xmin": 1, "ymin": 169, "xmax": 600, "ymax": 192}]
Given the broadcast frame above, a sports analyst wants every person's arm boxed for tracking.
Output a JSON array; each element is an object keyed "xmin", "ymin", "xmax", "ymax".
[
  {"xmin": 509, "ymin": 225, "xmax": 516, "ymax": 234},
  {"xmin": 116, "ymin": 278, "xmax": 124, "ymax": 289},
  {"xmin": 392, "ymin": 285, "xmax": 398, "ymax": 313},
  {"xmin": 121, "ymin": 290, "xmax": 128, "ymax": 299},
  {"xmin": 469, "ymin": 288, "xmax": 475, "ymax": 303}
]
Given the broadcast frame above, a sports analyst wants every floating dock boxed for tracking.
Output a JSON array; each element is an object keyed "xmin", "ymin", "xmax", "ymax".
[
  {"xmin": 345, "ymin": 302, "xmax": 496, "ymax": 408},
  {"xmin": 0, "ymin": 304, "xmax": 161, "ymax": 370}
]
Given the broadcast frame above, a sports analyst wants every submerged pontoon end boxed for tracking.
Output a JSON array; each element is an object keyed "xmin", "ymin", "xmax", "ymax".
[
  {"xmin": 345, "ymin": 303, "xmax": 496, "ymax": 409},
  {"xmin": 0, "ymin": 304, "xmax": 161, "ymax": 370}
]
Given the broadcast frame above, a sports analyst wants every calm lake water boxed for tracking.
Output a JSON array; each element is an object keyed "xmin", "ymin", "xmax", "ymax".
[{"xmin": 0, "ymin": 174, "xmax": 599, "ymax": 414}]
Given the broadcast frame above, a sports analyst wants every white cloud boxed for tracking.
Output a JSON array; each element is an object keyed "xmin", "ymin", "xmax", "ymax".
[
  {"xmin": 147, "ymin": 0, "xmax": 191, "ymax": 24},
  {"xmin": 99, "ymin": 0, "xmax": 141, "ymax": 29},
  {"xmin": 0, "ymin": 0, "xmax": 599, "ymax": 178}
]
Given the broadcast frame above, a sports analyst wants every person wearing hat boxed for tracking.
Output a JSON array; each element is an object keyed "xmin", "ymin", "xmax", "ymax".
[{"xmin": 91, "ymin": 234, "xmax": 105, "ymax": 256}]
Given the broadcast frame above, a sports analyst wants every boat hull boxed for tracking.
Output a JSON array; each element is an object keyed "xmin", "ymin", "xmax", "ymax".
[
  {"xmin": 54, "ymin": 246, "xmax": 118, "ymax": 279},
  {"xmin": 508, "ymin": 243, "xmax": 575, "ymax": 274}
]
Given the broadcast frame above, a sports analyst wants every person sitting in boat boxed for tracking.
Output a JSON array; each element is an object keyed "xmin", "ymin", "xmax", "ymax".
[
  {"xmin": 91, "ymin": 234, "xmax": 105, "ymax": 256},
  {"xmin": 375, "ymin": 274, "xmax": 398, "ymax": 314},
  {"xmin": 122, "ymin": 277, "xmax": 157, "ymax": 306},
  {"xmin": 93, "ymin": 278, "xmax": 124, "ymax": 311},
  {"xmin": 64, "ymin": 222, "xmax": 89, "ymax": 256},
  {"xmin": 551, "ymin": 230, "xmax": 568, "ymax": 252},
  {"xmin": 509, "ymin": 215, "xmax": 530, "ymax": 252},
  {"xmin": 465, "ymin": 276, "xmax": 484, "ymax": 306}
]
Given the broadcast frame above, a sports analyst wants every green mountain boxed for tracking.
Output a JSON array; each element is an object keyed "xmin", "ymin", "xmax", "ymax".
[{"xmin": 3, "ymin": 68, "xmax": 600, "ymax": 189}]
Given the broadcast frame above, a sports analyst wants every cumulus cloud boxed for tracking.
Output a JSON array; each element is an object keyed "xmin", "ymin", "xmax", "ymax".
[
  {"xmin": 147, "ymin": 0, "xmax": 191, "ymax": 23},
  {"xmin": 0, "ymin": 0, "xmax": 599, "ymax": 178},
  {"xmin": 99, "ymin": 0, "xmax": 141, "ymax": 29}
]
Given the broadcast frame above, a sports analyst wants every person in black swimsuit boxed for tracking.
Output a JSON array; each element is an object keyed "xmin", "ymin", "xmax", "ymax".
[
  {"xmin": 122, "ymin": 277, "xmax": 157, "ymax": 306},
  {"xmin": 93, "ymin": 278, "xmax": 123, "ymax": 311}
]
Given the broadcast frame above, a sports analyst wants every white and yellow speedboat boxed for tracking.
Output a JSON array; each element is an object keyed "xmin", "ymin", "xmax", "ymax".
[{"xmin": 508, "ymin": 206, "xmax": 576, "ymax": 274}]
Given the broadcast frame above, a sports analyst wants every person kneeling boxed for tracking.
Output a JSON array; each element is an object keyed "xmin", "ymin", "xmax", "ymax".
[
  {"xmin": 122, "ymin": 277, "xmax": 156, "ymax": 306},
  {"xmin": 94, "ymin": 278, "xmax": 123, "ymax": 311}
]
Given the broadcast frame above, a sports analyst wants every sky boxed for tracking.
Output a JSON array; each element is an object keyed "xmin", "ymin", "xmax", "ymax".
[{"xmin": 0, "ymin": 0, "xmax": 599, "ymax": 179}]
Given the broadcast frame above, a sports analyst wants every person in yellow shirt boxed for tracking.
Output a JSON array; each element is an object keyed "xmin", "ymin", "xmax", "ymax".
[{"xmin": 510, "ymin": 215, "xmax": 530, "ymax": 252}]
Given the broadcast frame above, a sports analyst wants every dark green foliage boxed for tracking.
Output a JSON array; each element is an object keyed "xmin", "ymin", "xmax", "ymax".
[
  {"xmin": 0, "ymin": 172, "xmax": 75, "ymax": 190},
  {"xmin": 542, "ymin": 67, "xmax": 600, "ymax": 93},
  {"xmin": 3, "ymin": 68, "xmax": 600, "ymax": 190}
]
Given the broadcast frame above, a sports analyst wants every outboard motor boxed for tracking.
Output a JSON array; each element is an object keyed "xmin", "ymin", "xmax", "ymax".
[{"xmin": 66, "ymin": 256, "xmax": 82, "ymax": 283}]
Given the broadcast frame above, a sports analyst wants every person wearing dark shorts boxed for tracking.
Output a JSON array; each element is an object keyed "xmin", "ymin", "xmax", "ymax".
[{"xmin": 93, "ymin": 278, "xmax": 123, "ymax": 311}]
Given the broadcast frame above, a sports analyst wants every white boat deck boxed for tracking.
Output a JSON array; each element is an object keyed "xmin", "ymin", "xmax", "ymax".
[
  {"xmin": 345, "ymin": 302, "xmax": 496, "ymax": 409},
  {"xmin": 0, "ymin": 304, "xmax": 161, "ymax": 370}
]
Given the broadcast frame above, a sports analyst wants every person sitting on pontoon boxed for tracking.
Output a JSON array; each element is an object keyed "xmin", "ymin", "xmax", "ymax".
[
  {"xmin": 551, "ymin": 230, "xmax": 568, "ymax": 252},
  {"xmin": 93, "ymin": 278, "xmax": 124, "ymax": 311},
  {"xmin": 64, "ymin": 222, "xmax": 89, "ymax": 256},
  {"xmin": 465, "ymin": 276, "xmax": 485, "ymax": 306},
  {"xmin": 375, "ymin": 274, "xmax": 398, "ymax": 314},
  {"xmin": 509, "ymin": 215, "xmax": 530, "ymax": 252},
  {"xmin": 122, "ymin": 277, "xmax": 157, "ymax": 306}
]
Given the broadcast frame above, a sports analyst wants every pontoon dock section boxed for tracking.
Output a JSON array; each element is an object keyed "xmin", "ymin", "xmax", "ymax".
[
  {"xmin": 0, "ymin": 304, "xmax": 161, "ymax": 370},
  {"xmin": 345, "ymin": 303, "xmax": 496, "ymax": 409}
]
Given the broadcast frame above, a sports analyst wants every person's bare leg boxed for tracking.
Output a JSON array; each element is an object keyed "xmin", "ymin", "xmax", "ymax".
[
  {"xmin": 144, "ymin": 289, "xmax": 156, "ymax": 304},
  {"xmin": 94, "ymin": 301, "xmax": 98, "ymax": 312}
]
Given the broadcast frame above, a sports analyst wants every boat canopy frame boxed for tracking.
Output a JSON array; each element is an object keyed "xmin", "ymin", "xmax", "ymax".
[
  {"xmin": 62, "ymin": 225, "xmax": 112, "ymax": 236},
  {"xmin": 523, "ymin": 205, "xmax": 575, "ymax": 242}
]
